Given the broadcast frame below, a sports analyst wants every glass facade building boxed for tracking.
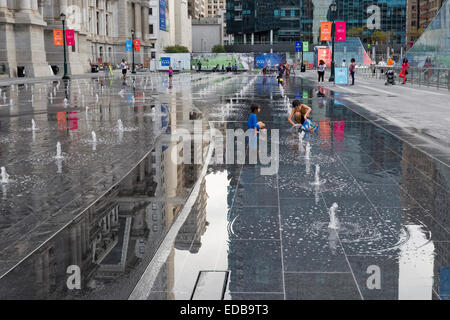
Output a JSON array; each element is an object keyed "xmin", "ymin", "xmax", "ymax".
[
  {"xmin": 406, "ymin": 0, "xmax": 450, "ymax": 68},
  {"xmin": 226, "ymin": 0, "xmax": 407, "ymax": 45},
  {"xmin": 329, "ymin": 37, "xmax": 373, "ymax": 66}
]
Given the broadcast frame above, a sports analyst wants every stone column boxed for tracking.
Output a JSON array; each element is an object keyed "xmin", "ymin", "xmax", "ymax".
[
  {"xmin": 14, "ymin": 0, "xmax": 52, "ymax": 77},
  {"xmin": 0, "ymin": 2, "xmax": 16, "ymax": 77},
  {"xmin": 251, "ymin": 32, "xmax": 254, "ymax": 45},
  {"xmin": 134, "ymin": 2, "xmax": 142, "ymax": 39},
  {"xmin": 142, "ymin": 4, "xmax": 148, "ymax": 41},
  {"xmin": 118, "ymin": 0, "xmax": 128, "ymax": 39},
  {"xmin": 243, "ymin": 33, "xmax": 246, "ymax": 44},
  {"xmin": 19, "ymin": 0, "xmax": 32, "ymax": 10},
  {"xmin": 31, "ymin": 0, "xmax": 38, "ymax": 11},
  {"xmin": 60, "ymin": 0, "xmax": 68, "ymax": 11},
  {"xmin": 270, "ymin": 29, "xmax": 273, "ymax": 44}
]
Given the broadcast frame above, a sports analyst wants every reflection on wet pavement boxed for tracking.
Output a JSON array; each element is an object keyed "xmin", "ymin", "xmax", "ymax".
[{"xmin": 0, "ymin": 74, "xmax": 448, "ymax": 300}]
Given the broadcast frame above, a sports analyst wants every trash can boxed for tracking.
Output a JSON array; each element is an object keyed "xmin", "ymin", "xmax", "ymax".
[
  {"xmin": 17, "ymin": 66, "xmax": 25, "ymax": 77},
  {"xmin": 301, "ymin": 64, "xmax": 306, "ymax": 72}
]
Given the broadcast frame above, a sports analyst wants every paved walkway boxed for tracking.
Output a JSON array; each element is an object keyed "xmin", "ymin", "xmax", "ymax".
[{"xmin": 297, "ymin": 70, "xmax": 450, "ymax": 166}]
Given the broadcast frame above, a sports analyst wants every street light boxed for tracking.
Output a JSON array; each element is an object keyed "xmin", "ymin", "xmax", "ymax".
[
  {"xmin": 328, "ymin": 0, "xmax": 337, "ymax": 82},
  {"xmin": 60, "ymin": 13, "xmax": 70, "ymax": 80},
  {"xmin": 131, "ymin": 29, "xmax": 136, "ymax": 74}
]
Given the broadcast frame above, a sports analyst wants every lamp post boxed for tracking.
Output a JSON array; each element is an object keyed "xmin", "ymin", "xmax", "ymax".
[
  {"xmin": 131, "ymin": 29, "xmax": 136, "ymax": 74},
  {"xmin": 300, "ymin": 33, "xmax": 304, "ymax": 69},
  {"xmin": 328, "ymin": 0, "xmax": 337, "ymax": 82},
  {"xmin": 61, "ymin": 13, "xmax": 70, "ymax": 80}
]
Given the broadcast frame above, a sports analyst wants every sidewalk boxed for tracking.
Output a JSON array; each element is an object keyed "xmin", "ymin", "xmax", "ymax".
[
  {"xmin": 0, "ymin": 70, "xmax": 169, "ymax": 86},
  {"xmin": 297, "ymin": 70, "xmax": 450, "ymax": 165}
]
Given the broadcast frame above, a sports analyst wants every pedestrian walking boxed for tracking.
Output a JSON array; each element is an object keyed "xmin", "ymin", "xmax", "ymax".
[
  {"xmin": 317, "ymin": 60, "xmax": 326, "ymax": 82},
  {"xmin": 168, "ymin": 66, "xmax": 173, "ymax": 81},
  {"xmin": 399, "ymin": 57, "xmax": 409, "ymax": 84},
  {"xmin": 349, "ymin": 58, "xmax": 356, "ymax": 85},
  {"xmin": 341, "ymin": 59, "xmax": 347, "ymax": 67},
  {"xmin": 120, "ymin": 59, "xmax": 127, "ymax": 81}
]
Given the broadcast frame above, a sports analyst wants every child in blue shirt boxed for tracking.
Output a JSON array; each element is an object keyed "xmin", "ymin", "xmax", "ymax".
[{"xmin": 248, "ymin": 104, "xmax": 266, "ymax": 136}]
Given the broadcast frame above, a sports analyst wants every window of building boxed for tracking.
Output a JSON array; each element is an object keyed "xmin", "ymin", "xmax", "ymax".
[
  {"xmin": 96, "ymin": 12, "xmax": 100, "ymax": 34},
  {"xmin": 149, "ymin": 24, "xmax": 154, "ymax": 35}
]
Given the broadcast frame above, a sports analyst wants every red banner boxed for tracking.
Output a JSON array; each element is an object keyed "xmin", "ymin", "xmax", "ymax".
[
  {"xmin": 320, "ymin": 22, "xmax": 332, "ymax": 41},
  {"xmin": 134, "ymin": 40, "xmax": 141, "ymax": 52},
  {"xmin": 53, "ymin": 29, "xmax": 63, "ymax": 46},
  {"xmin": 66, "ymin": 29, "xmax": 75, "ymax": 46},
  {"xmin": 335, "ymin": 22, "xmax": 346, "ymax": 41},
  {"xmin": 317, "ymin": 48, "xmax": 332, "ymax": 67}
]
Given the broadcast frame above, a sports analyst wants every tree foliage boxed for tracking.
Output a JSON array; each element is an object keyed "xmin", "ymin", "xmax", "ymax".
[
  {"xmin": 164, "ymin": 45, "xmax": 190, "ymax": 53},
  {"xmin": 211, "ymin": 44, "xmax": 226, "ymax": 53}
]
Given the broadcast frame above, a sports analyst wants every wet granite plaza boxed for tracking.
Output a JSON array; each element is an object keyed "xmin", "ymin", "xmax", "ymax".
[{"xmin": 0, "ymin": 73, "xmax": 448, "ymax": 300}]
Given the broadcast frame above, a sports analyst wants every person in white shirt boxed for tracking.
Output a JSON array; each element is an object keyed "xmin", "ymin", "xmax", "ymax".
[
  {"xmin": 317, "ymin": 60, "xmax": 326, "ymax": 82},
  {"xmin": 341, "ymin": 59, "xmax": 347, "ymax": 67},
  {"xmin": 120, "ymin": 59, "xmax": 128, "ymax": 80}
]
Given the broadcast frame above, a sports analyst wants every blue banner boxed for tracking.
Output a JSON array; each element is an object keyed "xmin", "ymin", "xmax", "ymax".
[
  {"xmin": 159, "ymin": 0, "xmax": 166, "ymax": 31},
  {"xmin": 161, "ymin": 57, "xmax": 171, "ymax": 67},
  {"xmin": 296, "ymin": 42, "xmax": 302, "ymax": 52},
  {"xmin": 254, "ymin": 53, "xmax": 285, "ymax": 69},
  {"xmin": 126, "ymin": 40, "xmax": 132, "ymax": 52},
  {"xmin": 335, "ymin": 67, "xmax": 349, "ymax": 85}
]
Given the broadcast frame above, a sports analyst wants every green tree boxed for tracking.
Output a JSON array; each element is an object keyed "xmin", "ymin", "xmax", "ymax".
[
  {"xmin": 347, "ymin": 27, "xmax": 365, "ymax": 38},
  {"xmin": 371, "ymin": 31, "xmax": 389, "ymax": 44},
  {"xmin": 164, "ymin": 45, "xmax": 190, "ymax": 53},
  {"xmin": 407, "ymin": 28, "xmax": 424, "ymax": 42},
  {"xmin": 211, "ymin": 44, "xmax": 226, "ymax": 53}
]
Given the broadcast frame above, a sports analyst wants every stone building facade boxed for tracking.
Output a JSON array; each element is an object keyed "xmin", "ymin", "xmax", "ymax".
[{"xmin": 0, "ymin": 0, "xmax": 192, "ymax": 78}]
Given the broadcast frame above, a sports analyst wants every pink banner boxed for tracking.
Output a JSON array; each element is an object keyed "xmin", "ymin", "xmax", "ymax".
[
  {"xmin": 66, "ymin": 29, "xmax": 75, "ymax": 46},
  {"xmin": 335, "ymin": 22, "xmax": 346, "ymax": 41},
  {"xmin": 317, "ymin": 48, "xmax": 332, "ymax": 67}
]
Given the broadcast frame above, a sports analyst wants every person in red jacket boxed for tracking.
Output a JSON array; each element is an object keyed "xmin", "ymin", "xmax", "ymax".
[{"xmin": 399, "ymin": 57, "xmax": 409, "ymax": 84}]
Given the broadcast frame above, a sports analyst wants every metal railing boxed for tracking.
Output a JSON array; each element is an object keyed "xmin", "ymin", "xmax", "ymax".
[{"xmin": 357, "ymin": 65, "xmax": 450, "ymax": 90}]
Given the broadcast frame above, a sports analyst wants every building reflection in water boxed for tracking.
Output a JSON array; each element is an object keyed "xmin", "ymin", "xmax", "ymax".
[{"xmin": 0, "ymin": 85, "xmax": 211, "ymax": 299}]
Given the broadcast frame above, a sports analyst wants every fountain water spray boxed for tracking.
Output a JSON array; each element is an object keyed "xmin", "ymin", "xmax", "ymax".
[
  {"xmin": 1, "ymin": 167, "xmax": 9, "ymax": 184},
  {"xmin": 298, "ymin": 131, "xmax": 304, "ymax": 151},
  {"xmin": 118, "ymin": 119, "xmax": 124, "ymax": 132},
  {"xmin": 55, "ymin": 142, "xmax": 63, "ymax": 159},
  {"xmin": 92, "ymin": 131, "xmax": 97, "ymax": 143},
  {"xmin": 31, "ymin": 119, "xmax": 37, "ymax": 131},
  {"xmin": 328, "ymin": 203, "xmax": 340, "ymax": 230},
  {"xmin": 305, "ymin": 142, "xmax": 311, "ymax": 160},
  {"xmin": 311, "ymin": 164, "xmax": 326, "ymax": 186}
]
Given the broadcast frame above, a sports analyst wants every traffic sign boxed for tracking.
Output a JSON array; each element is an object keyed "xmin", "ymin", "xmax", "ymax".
[{"xmin": 295, "ymin": 42, "xmax": 302, "ymax": 52}]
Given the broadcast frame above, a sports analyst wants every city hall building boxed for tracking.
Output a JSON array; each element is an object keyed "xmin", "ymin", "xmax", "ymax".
[{"xmin": 0, "ymin": 0, "xmax": 191, "ymax": 78}]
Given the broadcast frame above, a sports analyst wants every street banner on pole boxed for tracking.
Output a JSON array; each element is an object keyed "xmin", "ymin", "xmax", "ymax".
[
  {"xmin": 335, "ymin": 22, "xmax": 346, "ymax": 41},
  {"xmin": 66, "ymin": 29, "xmax": 75, "ymax": 46},
  {"xmin": 134, "ymin": 40, "xmax": 141, "ymax": 52},
  {"xmin": 296, "ymin": 42, "xmax": 302, "ymax": 52},
  {"xmin": 320, "ymin": 22, "xmax": 332, "ymax": 41},
  {"xmin": 53, "ymin": 29, "xmax": 63, "ymax": 46},
  {"xmin": 126, "ymin": 40, "xmax": 132, "ymax": 52},
  {"xmin": 317, "ymin": 48, "xmax": 332, "ymax": 67},
  {"xmin": 302, "ymin": 41, "xmax": 309, "ymax": 52}
]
